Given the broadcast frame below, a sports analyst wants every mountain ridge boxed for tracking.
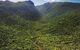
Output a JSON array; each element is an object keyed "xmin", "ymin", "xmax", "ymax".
[
  {"xmin": 37, "ymin": 2, "xmax": 80, "ymax": 17},
  {"xmin": 0, "ymin": 1, "xmax": 41, "ymax": 21}
]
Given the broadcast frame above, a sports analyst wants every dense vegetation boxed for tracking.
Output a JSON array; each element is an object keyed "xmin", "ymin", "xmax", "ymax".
[{"xmin": 0, "ymin": 1, "xmax": 80, "ymax": 50}]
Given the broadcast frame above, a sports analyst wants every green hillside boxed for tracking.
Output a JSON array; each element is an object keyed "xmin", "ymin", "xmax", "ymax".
[{"xmin": 0, "ymin": 1, "xmax": 80, "ymax": 50}]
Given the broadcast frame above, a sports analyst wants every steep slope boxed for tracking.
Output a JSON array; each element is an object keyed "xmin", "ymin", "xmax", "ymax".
[
  {"xmin": 37, "ymin": 2, "xmax": 80, "ymax": 35},
  {"xmin": 37, "ymin": 2, "xmax": 80, "ymax": 17},
  {"xmin": 0, "ymin": 1, "xmax": 41, "ymax": 21},
  {"xmin": 0, "ymin": 1, "xmax": 41, "ymax": 49},
  {"xmin": 35, "ymin": 2, "xmax": 80, "ymax": 50}
]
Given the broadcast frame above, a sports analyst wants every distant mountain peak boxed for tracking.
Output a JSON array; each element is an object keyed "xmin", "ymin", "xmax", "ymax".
[{"xmin": 25, "ymin": 0, "xmax": 34, "ymax": 5}]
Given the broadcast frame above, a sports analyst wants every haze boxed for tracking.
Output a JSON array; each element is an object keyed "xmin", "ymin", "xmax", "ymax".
[{"xmin": 2, "ymin": 0, "xmax": 80, "ymax": 5}]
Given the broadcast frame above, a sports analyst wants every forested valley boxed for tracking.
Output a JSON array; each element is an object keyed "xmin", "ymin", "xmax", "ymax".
[{"xmin": 0, "ymin": 1, "xmax": 80, "ymax": 50}]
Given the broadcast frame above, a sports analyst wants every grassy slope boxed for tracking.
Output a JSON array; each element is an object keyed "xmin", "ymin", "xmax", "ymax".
[
  {"xmin": 1, "ymin": 10, "xmax": 80, "ymax": 50},
  {"xmin": 0, "ymin": 3, "xmax": 80, "ymax": 50}
]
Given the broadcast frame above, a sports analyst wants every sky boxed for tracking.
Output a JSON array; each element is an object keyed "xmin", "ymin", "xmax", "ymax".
[{"xmin": 3, "ymin": 0, "xmax": 80, "ymax": 5}]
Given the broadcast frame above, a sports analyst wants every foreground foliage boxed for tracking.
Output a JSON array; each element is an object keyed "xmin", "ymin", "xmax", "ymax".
[{"xmin": 0, "ymin": 10, "xmax": 80, "ymax": 50}]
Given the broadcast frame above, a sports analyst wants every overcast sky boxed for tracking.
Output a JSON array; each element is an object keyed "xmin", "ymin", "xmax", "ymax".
[{"xmin": 3, "ymin": 0, "xmax": 80, "ymax": 5}]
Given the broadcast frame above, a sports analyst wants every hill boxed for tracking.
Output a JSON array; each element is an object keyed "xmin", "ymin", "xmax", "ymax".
[
  {"xmin": 37, "ymin": 2, "xmax": 80, "ymax": 18},
  {"xmin": 0, "ymin": 1, "xmax": 41, "ymax": 21},
  {"xmin": 36, "ymin": 2, "xmax": 80, "ymax": 50},
  {"xmin": 0, "ymin": 1, "xmax": 80, "ymax": 50}
]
